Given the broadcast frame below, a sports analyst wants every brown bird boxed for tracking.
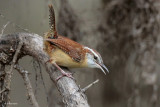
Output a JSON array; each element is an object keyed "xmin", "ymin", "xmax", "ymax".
[{"xmin": 44, "ymin": 4, "xmax": 109, "ymax": 80}]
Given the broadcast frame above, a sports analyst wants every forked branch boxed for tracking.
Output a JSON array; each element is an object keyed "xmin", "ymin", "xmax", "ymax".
[{"xmin": 0, "ymin": 33, "xmax": 90, "ymax": 107}]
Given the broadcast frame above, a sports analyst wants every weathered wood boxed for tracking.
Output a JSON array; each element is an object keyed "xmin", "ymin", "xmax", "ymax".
[{"xmin": 0, "ymin": 33, "xmax": 90, "ymax": 107}]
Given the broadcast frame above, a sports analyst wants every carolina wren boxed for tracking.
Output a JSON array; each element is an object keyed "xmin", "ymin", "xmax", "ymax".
[{"xmin": 44, "ymin": 5, "xmax": 109, "ymax": 80}]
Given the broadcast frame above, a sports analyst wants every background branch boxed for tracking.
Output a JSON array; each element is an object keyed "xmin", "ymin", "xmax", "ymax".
[
  {"xmin": 3, "ymin": 40, "xmax": 23, "ymax": 104},
  {"xmin": 1, "ymin": 21, "xmax": 10, "ymax": 36},
  {"xmin": 0, "ymin": 64, "xmax": 6, "ymax": 106},
  {"xmin": 14, "ymin": 64, "xmax": 39, "ymax": 107}
]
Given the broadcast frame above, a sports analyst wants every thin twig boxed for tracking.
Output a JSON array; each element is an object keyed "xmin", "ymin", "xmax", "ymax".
[
  {"xmin": 33, "ymin": 59, "xmax": 49, "ymax": 107},
  {"xmin": 5, "ymin": 41, "xmax": 23, "ymax": 89},
  {"xmin": 4, "ymin": 40, "xmax": 23, "ymax": 102},
  {"xmin": 0, "ymin": 64, "xmax": 7, "ymax": 106},
  {"xmin": 0, "ymin": 13, "xmax": 30, "ymax": 32},
  {"xmin": 82, "ymin": 79, "xmax": 99, "ymax": 92},
  {"xmin": 32, "ymin": 59, "xmax": 39, "ymax": 98},
  {"xmin": 1, "ymin": 21, "xmax": 10, "ymax": 36},
  {"xmin": 37, "ymin": 61, "xmax": 49, "ymax": 106},
  {"xmin": 14, "ymin": 64, "xmax": 40, "ymax": 107},
  {"xmin": 0, "ymin": 88, "xmax": 6, "ymax": 94},
  {"xmin": 0, "ymin": 64, "xmax": 5, "ymax": 78}
]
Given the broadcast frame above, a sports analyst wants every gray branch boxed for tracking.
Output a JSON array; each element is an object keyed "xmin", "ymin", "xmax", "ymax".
[
  {"xmin": 0, "ymin": 33, "xmax": 90, "ymax": 107},
  {"xmin": 3, "ymin": 40, "xmax": 23, "ymax": 103},
  {"xmin": 82, "ymin": 79, "xmax": 99, "ymax": 93},
  {"xmin": 14, "ymin": 64, "xmax": 40, "ymax": 107}
]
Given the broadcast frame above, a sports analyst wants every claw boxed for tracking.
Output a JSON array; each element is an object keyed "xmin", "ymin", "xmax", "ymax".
[
  {"xmin": 45, "ymin": 59, "xmax": 53, "ymax": 65},
  {"xmin": 52, "ymin": 62, "xmax": 74, "ymax": 81},
  {"xmin": 56, "ymin": 72, "xmax": 74, "ymax": 81}
]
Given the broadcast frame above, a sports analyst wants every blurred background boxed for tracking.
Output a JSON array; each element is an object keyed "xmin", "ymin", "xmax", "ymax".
[{"xmin": 0, "ymin": 0, "xmax": 160, "ymax": 107}]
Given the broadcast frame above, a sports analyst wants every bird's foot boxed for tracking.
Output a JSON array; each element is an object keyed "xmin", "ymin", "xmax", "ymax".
[
  {"xmin": 45, "ymin": 59, "xmax": 53, "ymax": 64},
  {"xmin": 56, "ymin": 71, "xmax": 74, "ymax": 81},
  {"xmin": 49, "ymin": 62, "xmax": 74, "ymax": 81}
]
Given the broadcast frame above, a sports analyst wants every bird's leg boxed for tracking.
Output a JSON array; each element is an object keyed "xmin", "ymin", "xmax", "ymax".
[
  {"xmin": 45, "ymin": 59, "xmax": 52, "ymax": 64},
  {"xmin": 52, "ymin": 62, "xmax": 74, "ymax": 81},
  {"xmin": 45, "ymin": 59, "xmax": 74, "ymax": 80}
]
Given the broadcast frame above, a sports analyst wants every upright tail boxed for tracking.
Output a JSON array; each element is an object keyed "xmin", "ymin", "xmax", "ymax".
[{"xmin": 48, "ymin": 4, "xmax": 58, "ymax": 39}]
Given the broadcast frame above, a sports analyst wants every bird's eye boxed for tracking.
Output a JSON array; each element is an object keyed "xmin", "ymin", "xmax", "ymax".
[{"xmin": 94, "ymin": 56, "xmax": 97, "ymax": 60}]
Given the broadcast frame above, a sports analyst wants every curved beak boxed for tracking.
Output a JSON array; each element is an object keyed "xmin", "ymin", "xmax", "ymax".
[{"xmin": 97, "ymin": 63, "xmax": 109, "ymax": 75}]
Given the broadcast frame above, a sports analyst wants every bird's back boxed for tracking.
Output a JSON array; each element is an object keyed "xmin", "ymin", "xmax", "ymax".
[{"xmin": 44, "ymin": 34, "xmax": 86, "ymax": 63}]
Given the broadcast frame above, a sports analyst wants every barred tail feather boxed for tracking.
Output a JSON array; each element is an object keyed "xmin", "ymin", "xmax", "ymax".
[{"xmin": 48, "ymin": 4, "xmax": 58, "ymax": 39}]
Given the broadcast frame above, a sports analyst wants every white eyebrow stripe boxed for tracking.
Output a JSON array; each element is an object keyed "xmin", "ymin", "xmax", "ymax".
[{"xmin": 84, "ymin": 47, "xmax": 99, "ymax": 58}]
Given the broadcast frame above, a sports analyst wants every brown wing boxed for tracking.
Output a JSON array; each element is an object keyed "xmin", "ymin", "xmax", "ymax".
[{"xmin": 45, "ymin": 36, "xmax": 84, "ymax": 62}]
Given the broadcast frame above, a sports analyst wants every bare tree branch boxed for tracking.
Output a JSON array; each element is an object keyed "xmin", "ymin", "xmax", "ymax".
[
  {"xmin": 5, "ymin": 40, "xmax": 23, "ymax": 89},
  {"xmin": 0, "ymin": 33, "xmax": 90, "ymax": 107},
  {"xmin": 3, "ymin": 40, "xmax": 23, "ymax": 104},
  {"xmin": 82, "ymin": 79, "xmax": 99, "ymax": 93},
  {"xmin": 0, "ymin": 64, "xmax": 7, "ymax": 106},
  {"xmin": 0, "ymin": 13, "xmax": 30, "ymax": 33},
  {"xmin": 1, "ymin": 21, "xmax": 10, "ymax": 36},
  {"xmin": 14, "ymin": 64, "xmax": 40, "ymax": 107},
  {"xmin": 0, "ymin": 88, "xmax": 6, "ymax": 94},
  {"xmin": 33, "ymin": 60, "xmax": 49, "ymax": 107}
]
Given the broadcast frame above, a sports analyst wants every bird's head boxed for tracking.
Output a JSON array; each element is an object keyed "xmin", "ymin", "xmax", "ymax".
[{"xmin": 84, "ymin": 47, "xmax": 109, "ymax": 75}]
